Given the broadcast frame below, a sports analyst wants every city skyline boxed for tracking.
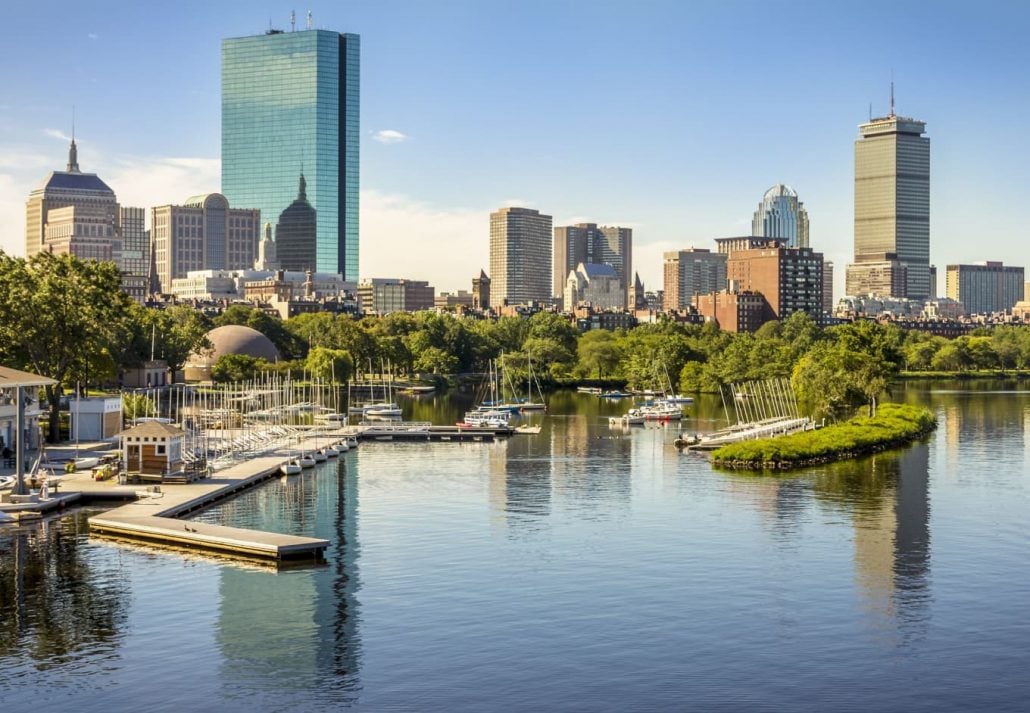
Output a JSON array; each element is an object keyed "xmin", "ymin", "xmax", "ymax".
[{"xmin": 2, "ymin": 1, "xmax": 1029, "ymax": 295}]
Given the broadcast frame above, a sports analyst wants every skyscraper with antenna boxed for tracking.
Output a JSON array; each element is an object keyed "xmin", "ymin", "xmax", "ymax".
[
  {"xmin": 222, "ymin": 20, "xmax": 360, "ymax": 280},
  {"xmin": 847, "ymin": 87, "xmax": 930, "ymax": 299}
]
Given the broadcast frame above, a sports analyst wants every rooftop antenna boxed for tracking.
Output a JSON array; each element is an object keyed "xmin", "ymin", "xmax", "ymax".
[
  {"xmin": 307, "ymin": 10, "xmax": 313, "ymax": 29},
  {"xmin": 290, "ymin": 10, "xmax": 296, "ymax": 31},
  {"xmin": 868, "ymin": 102, "xmax": 872, "ymax": 121},
  {"xmin": 890, "ymin": 70, "xmax": 895, "ymax": 116}
]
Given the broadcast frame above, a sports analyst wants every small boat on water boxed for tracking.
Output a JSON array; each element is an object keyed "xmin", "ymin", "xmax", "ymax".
[
  {"xmin": 577, "ymin": 386, "xmax": 603, "ymax": 395},
  {"xmin": 298, "ymin": 454, "xmax": 316, "ymax": 469},
  {"xmin": 609, "ymin": 408, "xmax": 645, "ymax": 426},
  {"xmin": 323, "ymin": 445, "xmax": 340, "ymax": 458},
  {"xmin": 602, "ymin": 391, "xmax": 631, "ymax": 399},
  {"xmin": 515, "ymin": 424, "xmax": 542, "ymax": 434},
  {"xmin": 665, "ymin": 394, "xmax": 695, "ymax": 404},
  {"xmin": 280, "ymin": 460, "xmax": 302, "ymax": 475},
  {"xmin": 0, "ymin": 476, "xmax": 15, "ymax": 490},
  {"xmin": 345, "ymin": 437, "xmax": 359, "ymax": 449},
  {"xmin": 338, "ymin": 440, "xmax": 350, "ymax": 453},
  {"xmin": 313, "ymin": 450, "xmax": 328, "ymax": 462},
  {"xmin": 640, "ymin": 402, "xmax": 684, "ymax": 421}
]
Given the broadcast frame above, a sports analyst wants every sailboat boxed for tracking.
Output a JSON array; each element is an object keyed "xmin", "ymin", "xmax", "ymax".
[
  {"xmin": 517, "ymin": 350, "xmax": 547, "ymax": 412},
  {"xmin": 461, "ymin": 358, "xmax": 513, "ymax": 427},
  {"xmin": 362, "ymin": 359, "xmax": 403, "ymax": 419}
]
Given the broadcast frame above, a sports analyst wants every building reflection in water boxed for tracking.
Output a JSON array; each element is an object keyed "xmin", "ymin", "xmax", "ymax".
[
  {"xmin": 212, "ymin": 458, "xmax": 360, "ymax": 700},
  {"xmin": 816, "ymin": 443, "xmax": 931, "ymax": 641},
  {"xmin": 0, "ymin": 512, "xmax": 129, "ymax": 677}
]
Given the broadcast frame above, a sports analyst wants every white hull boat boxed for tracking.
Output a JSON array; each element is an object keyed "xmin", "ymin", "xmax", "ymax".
[
  {"xmin": 280, "ymin": 461, "xmax": 302, "ymax": 475},
  {"xmin": 299, "ymin": 455, "xmax": 316, "ymax": 469}
]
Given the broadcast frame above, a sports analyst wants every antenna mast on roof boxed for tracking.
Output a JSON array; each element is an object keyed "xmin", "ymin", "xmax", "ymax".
[
  {"xmin": 290, "ymin": 10, "xmax": 296, "ymax": 31},
  {"xmin": 890, "ymin": 81, "xmax": 895, "ymax": 116},
  {"xmin": 307, "ymin": 10, "xmax": 313, "ymax": 29}
]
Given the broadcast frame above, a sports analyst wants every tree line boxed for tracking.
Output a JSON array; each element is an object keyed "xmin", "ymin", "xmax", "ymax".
[{"xmin": 4, "ymin": 252, "xmax": 1030, "ymax": 439}]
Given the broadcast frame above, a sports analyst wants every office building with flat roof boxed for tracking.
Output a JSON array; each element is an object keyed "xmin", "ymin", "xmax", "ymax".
[
  {"xmin": 490, "ymin": 207, "xmax": 552, "ymax": 305},
  {"xmin": 151, "ymin": 194, "xmax": 260, "ymax": 292},
  {"xmin": 222, "ymin": 27, "xmax": 359, "ymax": 280},
  {"xmin": 662, "ymin": 248, "xmax": 727, "ymax": 311},
  {"xmin": 552, "ymin": 223, "xmax": 632, "ymax": 308},
  {"xmin": 852, "ymin": 107, "xmax": 930, "ymax": 298},
  {"xmin": 726, "ymin": 244, "xmax": 824, "ymax": 320},
  {"xmin": 945, "ymin": 262, "xmax": 1024, "ymax": 315}
]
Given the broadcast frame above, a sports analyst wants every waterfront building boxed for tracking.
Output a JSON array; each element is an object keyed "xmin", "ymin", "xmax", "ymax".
[
  {"xmin": 489, "ymin": 207, "xmax": 552, "ymax": 306},
  {"xmin": 552, "ymin": 223, "xmax": 632, "ymax": 307},
  {"xmin": 852, "ymin": 103, "xmax": 930, "ymax": 298},
  {"xmin": 357, "ymin": 278, "xmax": 435, "ymax": 315},
  {"xmin": 25, "ymin": 139, "xmax": 120, "ymax": 261},
  {"xmin": 151, "ymin": 194, "xmax": 260, "ymax": 293},
  {"xmin": 726, "ymin": 243, "xmax": 824, "ymax": 320},
  {"xmin": 120, "ymin": 206, "xmax": 149, "ymax": 276},
  {"xmin": 845, "ymin": 254, "xmax": 908, "ymax": 297},
  {"xmin": 564, "ymin": 263, "xmax": 624, "ymax": 311},
  {"xmin": 222, "ymin": 27, "xmax": 360, "ymax": 280},
  {"xmin": 472, "ymin": 270, "xmax": 491, "ymax": 310},
  {"xmin": 662, "ymin": 248, "xmax": 727, "ymax": 311},
  {"xmin": 752, "ymin": 184, "xmax": 809, "ymax": 248},
  {"xmin": 275, "ymin": 174, "xmax": 316, "ymax": 271},
  {"xmin": 945, "ymin": 262, "xmax": 1025, "ymax": 315}
]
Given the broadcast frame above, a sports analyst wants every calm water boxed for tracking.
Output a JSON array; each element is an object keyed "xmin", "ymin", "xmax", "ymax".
[{"xmin": 2, "ymin": 383, "xmax": 1029, "ymax": 712}]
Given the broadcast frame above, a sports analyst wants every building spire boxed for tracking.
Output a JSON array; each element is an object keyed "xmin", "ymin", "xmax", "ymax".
[
  {"xmin": 67, "ymin": 106, "xmax": 79, "ymax": 172},
  {"xmin": 298, "ymin": 171, "xmax": 307, "ymax": 201},
  {"xmin": 890, "ymin": 80, "xmax": 895, "ymax": 117}
]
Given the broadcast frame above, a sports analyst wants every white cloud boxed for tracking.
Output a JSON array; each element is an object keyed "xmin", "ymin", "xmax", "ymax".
[
  {"xmin": 633, "ymin": 239, "xmax": 681, "ymax": 292},
  {"xmin": 372, "ymin": 129, "xmax": 409, "ymax": 144},
  {"xmin": 0, "ymin": 173, "xmax": 25, "ymax": 256},
  {"xmin": 88, "ymin": 33, "xmax": 99, "ymax": 40},
  {"xmin": 44, "ymin": 128, "xmax": 72, "ymax": 142},
  {"xmin": 107, "ymin": 156, "xmax": 221, "ymax": 212},
  {"xmin": 499, "ymin": 197, "xmax": 528, "ymax": 208},
  {"xmin": 360, "ymin": 189, "xmax": 485, "ymax": 292}
]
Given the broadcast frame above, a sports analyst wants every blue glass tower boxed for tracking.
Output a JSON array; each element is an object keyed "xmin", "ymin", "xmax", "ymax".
[{"xmin": 222, "ymin": 29, "xmax": 360, "ymax": 280}]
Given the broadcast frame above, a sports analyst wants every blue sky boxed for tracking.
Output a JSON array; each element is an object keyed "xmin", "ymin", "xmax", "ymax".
[{"xmin": 2, "ymin": 0, "xmax": 1029, "ymax": 295}]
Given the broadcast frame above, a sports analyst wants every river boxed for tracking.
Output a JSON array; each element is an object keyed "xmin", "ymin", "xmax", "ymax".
[{"xmin": 1, "ymin": 382, "xmax": 1028, "ymax": 712}]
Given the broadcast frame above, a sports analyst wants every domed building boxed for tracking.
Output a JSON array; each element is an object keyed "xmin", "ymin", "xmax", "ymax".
[
  {"xmin": 184, "ymin": 325, "xmax": 280, "ymax": 382},
  {"xmin": 752, "ymin": 184, "xmax": 809, "ymax": 249}
]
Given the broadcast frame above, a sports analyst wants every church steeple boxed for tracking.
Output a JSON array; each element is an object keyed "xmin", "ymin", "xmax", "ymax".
[
  {"xmin": 298, "ymin": 172, "xmax": 307, "ymax": 201},
  {"xmin": 67, "ymin": 138, "xmax": 80, "ymax": 173}
]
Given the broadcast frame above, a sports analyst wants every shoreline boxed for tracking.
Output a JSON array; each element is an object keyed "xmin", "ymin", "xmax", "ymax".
[{"xmin": 710, "ymin": 403, "xmax": 938, "ymax": 471}]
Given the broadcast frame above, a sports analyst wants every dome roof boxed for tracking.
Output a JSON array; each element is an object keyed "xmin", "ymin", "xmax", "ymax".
[
  {"xmin": 763, "ymin": 184, "xmax": 798, "ymax": 200},
  {"xmin": 186, "ymin": 324, "xmax": 280, "ymax": 369}
]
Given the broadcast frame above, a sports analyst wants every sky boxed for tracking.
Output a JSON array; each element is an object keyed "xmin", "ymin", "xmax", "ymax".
[{"xmin": 2, "ymin": 0, "xmax": 1029, "ymax": 296}]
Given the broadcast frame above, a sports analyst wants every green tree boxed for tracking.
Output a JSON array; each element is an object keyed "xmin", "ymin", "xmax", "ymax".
[
  {"xmin": 304, "ymin": 346, "xmax": 354, "ymax": 383},
  {"xmin": 413, "ymin": 346, "xmax": 459, "ymax": 374},
  {"xmin": 126, "ymin": 303, "xmax": 212, "ymax": 374},
  {"xmin": 211, "ymin": 354, "xmax": 264, "ymax": 383},
  {"xmin": 121, "ymin": 392, "xmax": 156, "ymax": 422},
  {"xmin": 576, "ymin": 330, "xmax": 623, "ymax": 378},
  {"xmin": 0, "ymin": 252, "xmax": 133, "ymax": 442}
]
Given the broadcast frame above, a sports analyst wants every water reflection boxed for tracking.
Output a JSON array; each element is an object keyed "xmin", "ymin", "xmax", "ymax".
[
  {"xmin": 0, "ymin": 512, "xmax": 128, "ymax": 678},
  {"xmin": 199, "ymin": 458, "xmax": 361, "ymax": 702},
  {"xmin": 812, "ymin": 443, "xmax": 931, "ymax": 641}
]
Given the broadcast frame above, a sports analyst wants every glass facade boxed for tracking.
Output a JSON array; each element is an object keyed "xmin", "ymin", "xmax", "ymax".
[
  {"xmin": 222, "ymin": 29, "xmax": 359, "ymax": 281},
  {"xmin": 752, "ymin": 184, "xmax": 809, "ymax": 249}
]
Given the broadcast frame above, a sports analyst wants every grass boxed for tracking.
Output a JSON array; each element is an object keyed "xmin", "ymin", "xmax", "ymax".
[{"xmin": 710, "ymin": 403, "xmax": 937, "ymax": 470}]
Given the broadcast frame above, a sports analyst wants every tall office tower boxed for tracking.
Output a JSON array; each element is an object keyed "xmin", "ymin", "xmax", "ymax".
[
  {"xmin": 120, "ymin": 206, "xmax": 149, "ymax": 276},
  {"xmin": 26, "ymin": 138, "xmax": 120, "ymax": 260},
  {"xmin": 752, "ymin": 184, "xmax": 809, "ymax": 248},
  {"xmin": 552, "ymin": 223, "xmax": 632, "ymax": 307},
  {"xmin": 852, "ymin": 101, "xmax": 930, "ymax": 298},
  {"xmin": 490, "ymin": 207, "xmax": 553, "ymax": 305},
  {"xmin": 222, "ymin": 27, "xmax": 360, "ymax": 280},
  {"xmin": 151, "ymin": 193, "xmax": 260, "ymax": 292},
  {"xmin": 662, "ymin": 248, "xmax": 727, "ymax": 311},
  {"xmin": 275, "ymin": 173, "xmax": 317, "ymax": 271},
  {"xmin": 945, "ymin": 262, "xmax": 1025, "ymax": 315}
]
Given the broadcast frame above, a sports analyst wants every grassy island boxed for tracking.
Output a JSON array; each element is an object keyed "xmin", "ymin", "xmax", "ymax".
[{"xmin": 710, "ymin": 403, "xmax": 937, "ymax": 471}]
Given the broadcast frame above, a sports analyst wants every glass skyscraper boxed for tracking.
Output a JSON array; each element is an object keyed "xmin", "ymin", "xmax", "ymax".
[
  {"xmin": 222, "ymin": 28, "xmax": 359, "ymax": 281},
  {"xmin": 752, "ymin": 184, "xmax": 809, "ymax": 248}
]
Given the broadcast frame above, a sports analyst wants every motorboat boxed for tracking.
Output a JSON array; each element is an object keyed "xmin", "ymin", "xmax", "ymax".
[
  {"xmin": 577, "ymin": 386, "xmax": 603, "ymax": 395},
  {"xmin": 461, "ymin": 409, "xmax": 511, "ymax": 428},
  {"xmin": 665, "ymin": 394, "xmax": 695, "ymax": 404},
  {"xmin": 601, "ymin": 391, "xmax": 631, "ymax": 399},
  {"xmin": 640, "ymin": 402, "xmax": 684, "ymax": 421},
  {"xmin": 280, "ymin": 460, "xmax": 302, "ymax": 475},
  {"xmin": 610, "ymin": 408, "xmax": 645, "ymax": 426},
  {"xmin": 298, "ymin": 454, "xmax": 316, "ymax": 469}
]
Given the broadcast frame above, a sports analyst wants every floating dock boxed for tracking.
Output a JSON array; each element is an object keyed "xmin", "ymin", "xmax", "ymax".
[{"xmin": 353, "ymin": 422, "xmax": 514, "ymax": 442}]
